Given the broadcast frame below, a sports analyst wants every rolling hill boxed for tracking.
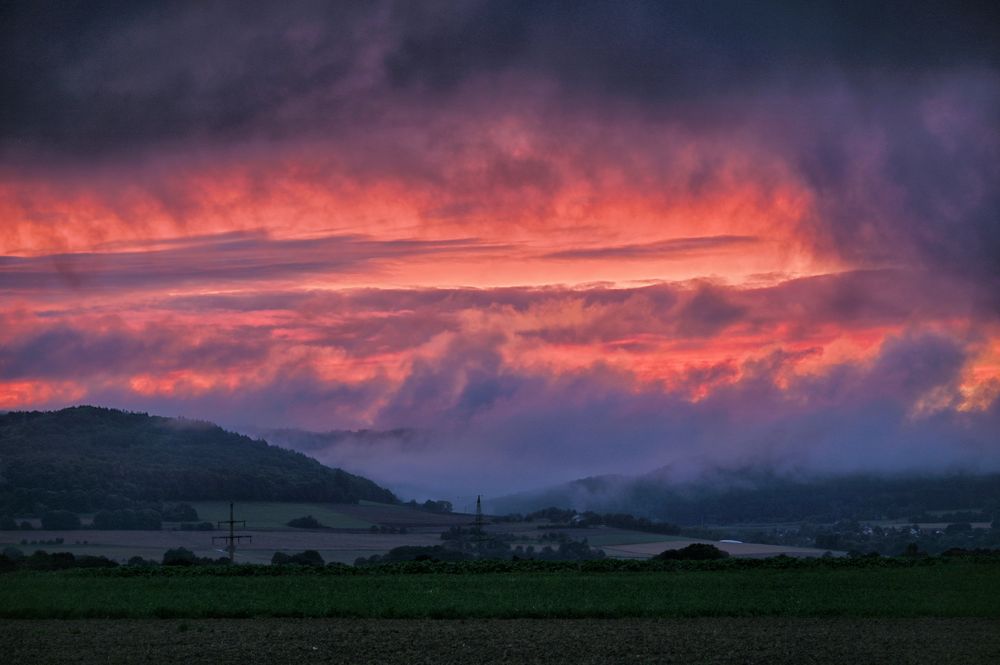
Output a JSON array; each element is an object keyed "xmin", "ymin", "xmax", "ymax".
[
  {"xmin": 490, "ymin": 467, "xmax": 1000, "ymax": 525},
  {"xmin": 0, "ymin": 406, "xmax": 396, "ymax": 516}
]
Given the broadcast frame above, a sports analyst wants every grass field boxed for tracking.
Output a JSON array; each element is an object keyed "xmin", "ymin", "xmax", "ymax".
[
  {"xmin": 184, "ymin": 502, "xmax": 374, "ymax": 529},
  {"xmin": 3, "ymin": 561, "xmax": 999, "ymax": 619},
  {"xmin": 3, "ymin": 618, "xmax": 999, "ymax": 664},
  {"xmin": 335, "ymin": 502, "xmax": 476, "ymax": 527}
]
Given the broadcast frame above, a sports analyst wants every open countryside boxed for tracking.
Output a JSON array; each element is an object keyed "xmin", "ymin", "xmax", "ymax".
[{"xmin": 4, "ymin": 1, "xmax": 1000, "ymax": 662}]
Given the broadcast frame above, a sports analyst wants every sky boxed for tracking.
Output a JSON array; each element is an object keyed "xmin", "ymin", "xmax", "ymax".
[{"xmin": 1, "ymin": 1, "xmax": 999, "ymax": 497}]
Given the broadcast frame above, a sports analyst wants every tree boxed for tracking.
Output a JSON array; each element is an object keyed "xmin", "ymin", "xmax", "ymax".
[
  {"xmin": 272, "ymin": 550, "xmax": 325, "ymax": 566},
  {"xmin": 655, "ymin": 543, "xmax": 729, "ymax": 560},
  {"xmin": 287, "ymin": 515, "xmax": 323, "ymax": 529},
  {"xmin": 422, "ymin": 500, "xmax": 453, "ymax": 513},
  {"xmin": 162, "ymin": 547, "xmax": 197, "ymax": 566}
]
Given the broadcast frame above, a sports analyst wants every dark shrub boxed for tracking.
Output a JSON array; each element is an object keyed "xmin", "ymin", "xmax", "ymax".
[
  {"xmin": 272, "ymin": 550, "xmax": 325, "ymax": 566},
  {"xmin": 162, "ymin": 547, "xmax": 197, "ymax": 566},
  {"xmin": 655, "ymin": 543, "xmax": 729, "ymax": 560},
  {"xmin": 75, "ymin": 555, "xmax": 118, "ymax": 569}
]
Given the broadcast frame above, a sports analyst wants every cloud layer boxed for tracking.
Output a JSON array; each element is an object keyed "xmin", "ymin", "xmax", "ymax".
[{"xmin": 1, "ymin": 1, "xmax": 998, "ymax": 495}]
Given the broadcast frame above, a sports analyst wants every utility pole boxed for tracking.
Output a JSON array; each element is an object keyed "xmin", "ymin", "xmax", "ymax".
[
  {"xmin": 212, "ymin": 502, "xmax": 250, "ymax": 562},
  {"xmin": 472, "ymin": 494, "xmax": 488, "ymax": 544}
]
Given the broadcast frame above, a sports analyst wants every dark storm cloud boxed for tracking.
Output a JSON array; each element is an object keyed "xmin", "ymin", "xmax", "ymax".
[
  {"xmin": 3, "ymin": 1, "xmax": 996, "ymax": 161},
  {"xmin": 0, "ymin": 0, "xmax": 385, "ymax": 161},
  {"xmin": 387, "ymin": 1, "xmax": 999, "ymax": 98},
  {"xmin": 3, "ymin": 0, "xmax": 996, "ymax": 290}
]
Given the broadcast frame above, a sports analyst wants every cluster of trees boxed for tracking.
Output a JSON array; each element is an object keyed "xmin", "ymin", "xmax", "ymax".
[
  {"xmin": 356, "ymin": 545, "xmax": 474, "ymax": 565},
  {"xmin": 714, "ymin": 519, "xmax": 1000, "ymax": 556},
  {"xmin": 0, "ymin": 503, "xmax": 202, "ymax": 531},
  {"xmin": 0, "ymin": 407, "xmax": 397, "ymax": 519},
  {"xmin": 654, "ymin": 544, "xmax": 729, "ymax": 560},
  {"xmin": 0, "ymin": 547, "xmax": 118, "ymax": 572},
  {"xmin": 440, "ymin": 523, "xmax": 606, "ymax": 562},
  {"xmin": 404, "ymin": 499, "xmax": 453, "ymax": 513},
  {"xmin": 161, "ymin": 547, "xmax": 230, "ymax": 566},
  {"xmin": 271, "ymin": 550, "xmax": 325, "ymax": 566},
  {"xmin": 0, "ymin": 516, "xmax": 34, "ymax": 530},
  {"xmin": 497, "ymin": 507, "xmax": 682, "ymax": 535},
  {"xmin": 286, "ymin": 515, "xmax": 324, "ymax": 529},
  {"xmin": 520, "ymin": 540, "xmax": 605, "ymax": 561}
]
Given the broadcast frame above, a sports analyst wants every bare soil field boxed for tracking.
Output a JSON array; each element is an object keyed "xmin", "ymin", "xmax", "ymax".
[{"xmin": 2, "ymin": 618, "xmax": 997, "ymax": 664}]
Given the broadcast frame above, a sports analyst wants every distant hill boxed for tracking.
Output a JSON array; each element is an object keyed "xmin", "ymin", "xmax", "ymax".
[
  {"xmin": 490, "ymin": 467, "xmax": 1000, "ymax": 525},
  {"xmin": 246, "ymin": 426, "xmax": 420, "ymax": 455},
  {"xmin": 0, "ymin": 406, "xmax": 397, "ymax": 516}
]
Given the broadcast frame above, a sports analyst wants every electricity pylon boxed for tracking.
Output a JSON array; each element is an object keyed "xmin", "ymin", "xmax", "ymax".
[{"xmin": 212, "ymin": 502, "xmax": 251, "ymax": 562}]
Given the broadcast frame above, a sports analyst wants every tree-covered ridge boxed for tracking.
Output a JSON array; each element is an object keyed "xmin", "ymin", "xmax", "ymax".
[
  {"xmin": 494, "ymin": 469, "xmax": 1000, "ymax": 525},
  {"xmin": 0, "ymin": 406, "xmax": 396, "ymax": 515}
]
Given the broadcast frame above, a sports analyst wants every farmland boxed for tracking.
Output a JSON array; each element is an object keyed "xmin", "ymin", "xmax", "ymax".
[
  {"xmin": 3, "ymin": 559, "xmax": 999, "ymax": 664},
  {"xmin": 3, "ymin": 559, "xmax": 999, "ymax": 619},
  {"xmin": 0, "ymin": 528, "xmax": 451, "ymax": 564},
  {"xmin": 185, "ymin": 501, "xmax": 376, "ymax": 529},
  {"xmin": 0, "ymin": 502, "xmax": 487, "ymax": 564},
  {"xmin": 4, "ymin": 618, "xmax": 999, "ymax": 665},
  {"xmin": 1, "ymin": 500, "xmax": 841, "ymax": 564}
]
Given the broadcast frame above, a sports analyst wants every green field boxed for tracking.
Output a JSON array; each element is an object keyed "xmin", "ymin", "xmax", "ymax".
[
  {"xmin": 185, "ymin": 502, "xmax": 373, "ymax": 529},
  {"xmin": 3, "ymin": 561, "xmax": 999, "ymax": 619}
]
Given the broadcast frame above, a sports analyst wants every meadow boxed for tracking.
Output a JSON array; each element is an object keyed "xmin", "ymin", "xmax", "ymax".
[{"xmin": 3, "ymin": 559, "xmax": 998, "ymax": 620}]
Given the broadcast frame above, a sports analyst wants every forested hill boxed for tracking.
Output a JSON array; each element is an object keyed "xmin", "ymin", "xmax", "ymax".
[
  {"xmin": 491, "ymin": 469, "xmax": 1000, "ymax": 525},
  {"xmin": 0, "ymin": 407, "xmax": 397, "ymax": 514}
]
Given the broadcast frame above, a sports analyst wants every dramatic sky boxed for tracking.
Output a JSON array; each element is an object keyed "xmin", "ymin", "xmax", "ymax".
[{"xmin": 2, "ymin": 1, "xmax": 998, "ymax": 497}]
